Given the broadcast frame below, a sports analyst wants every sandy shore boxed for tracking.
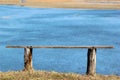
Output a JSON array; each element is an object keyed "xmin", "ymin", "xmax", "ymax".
[{"xmin": 0, "ymin": 2, "xmax": 120, "ymax": 9}]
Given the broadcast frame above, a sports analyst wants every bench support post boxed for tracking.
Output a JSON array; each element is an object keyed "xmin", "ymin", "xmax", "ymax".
[
  {"xmin": 23, "ymin": 47, "xmax": 33, "ymax": 71},
  {"xmin": 86, "ymin": 48, "xmax": 96, "ymax": 75}
]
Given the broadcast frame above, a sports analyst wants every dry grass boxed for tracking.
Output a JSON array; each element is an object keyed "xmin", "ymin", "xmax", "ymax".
[
  {"xmin": 21, "ymin": 2, "xmax": 120, "ymax": 9},
  {"xmin": 0, "ymin": 0, "xmax": 120, "ymax": 9},
  {"xmin": 0, "ymin": 71, "xmax": 120, "ymax": 80}
]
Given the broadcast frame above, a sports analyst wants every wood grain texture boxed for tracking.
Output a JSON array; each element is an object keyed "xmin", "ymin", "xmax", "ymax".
[
  {"xmin": 6, "ymin": 45, "xmax": 114, "ymax": 49},
  {"xmin": 86, "ymin": 48, "xmax": 96, "ymax": 75}
]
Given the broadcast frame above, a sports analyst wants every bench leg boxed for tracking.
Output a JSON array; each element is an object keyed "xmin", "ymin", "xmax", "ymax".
[
  {"xmin": 86, "ymin": 48, "xmax": 96, "ymax": 76},
  {"xmin": 23, "ymin": 47, "xmax": 33, "ymax": 71}
]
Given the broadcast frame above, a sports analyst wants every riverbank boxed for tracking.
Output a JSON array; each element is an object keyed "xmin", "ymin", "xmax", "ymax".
[
  {"xmin": 0, "ymin": 71, "xmax": 120, "ymax": 80},
  {"xmin": 0, "ymin": 2, "xmax": 120, "ymax": 9}
]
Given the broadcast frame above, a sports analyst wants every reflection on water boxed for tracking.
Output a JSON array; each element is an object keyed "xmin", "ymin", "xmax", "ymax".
[{"xmin": 0, "ymin": 5, "xmax": 120, "ymax": 75}]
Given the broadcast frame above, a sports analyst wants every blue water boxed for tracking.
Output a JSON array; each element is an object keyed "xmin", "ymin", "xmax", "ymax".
[{"xmin": 0, "ymin": 5, "xmax": 120, "ymax": 75}]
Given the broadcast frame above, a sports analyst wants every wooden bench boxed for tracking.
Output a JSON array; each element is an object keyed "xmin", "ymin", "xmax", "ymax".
[{"xmin": 6, "ymin": 45, "xmax": 113, "ymax": 75}]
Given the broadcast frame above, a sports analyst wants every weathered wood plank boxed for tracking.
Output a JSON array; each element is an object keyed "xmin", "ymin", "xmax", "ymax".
[
  {"xmin": 6, "ymin": 46, "xmax": 114, "ymax": 49},
  {"xmin": 23, "ymin": 47, "xmax": 33, "ymax": 71},
  {"xmin": 86, "ymin": 48, "xmax": 96, "ymax": 76},
  {"xmin": 6, "ymin": 46, "xmax": 31, "ymax": 48}
]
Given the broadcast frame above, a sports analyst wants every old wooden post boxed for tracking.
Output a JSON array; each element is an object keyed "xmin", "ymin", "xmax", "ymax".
[
  {"xmin": 86, "ymin": 47, "xmax": 96, "ymax": 75},
  {"xmin": 23, "ymin": 47, "xmax": 33, "ymax": 71}
]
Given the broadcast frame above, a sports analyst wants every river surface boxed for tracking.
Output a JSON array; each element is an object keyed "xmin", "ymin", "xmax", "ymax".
[{"xmin": 0, "ymin": 5, "xmax": 120, "ymax": 75}]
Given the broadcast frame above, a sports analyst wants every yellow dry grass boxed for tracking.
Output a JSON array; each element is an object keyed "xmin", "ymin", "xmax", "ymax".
[
  {"xmin": 0, "ymin": 71, "xmax": 120, "ymax": 80},
  {"xmin": 0, "ymin": 0, "xmax": 120, "ymax": 9},
  {"xmin": 22, "ymin": 2, "xmax": 120, "ymax": 9}
]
